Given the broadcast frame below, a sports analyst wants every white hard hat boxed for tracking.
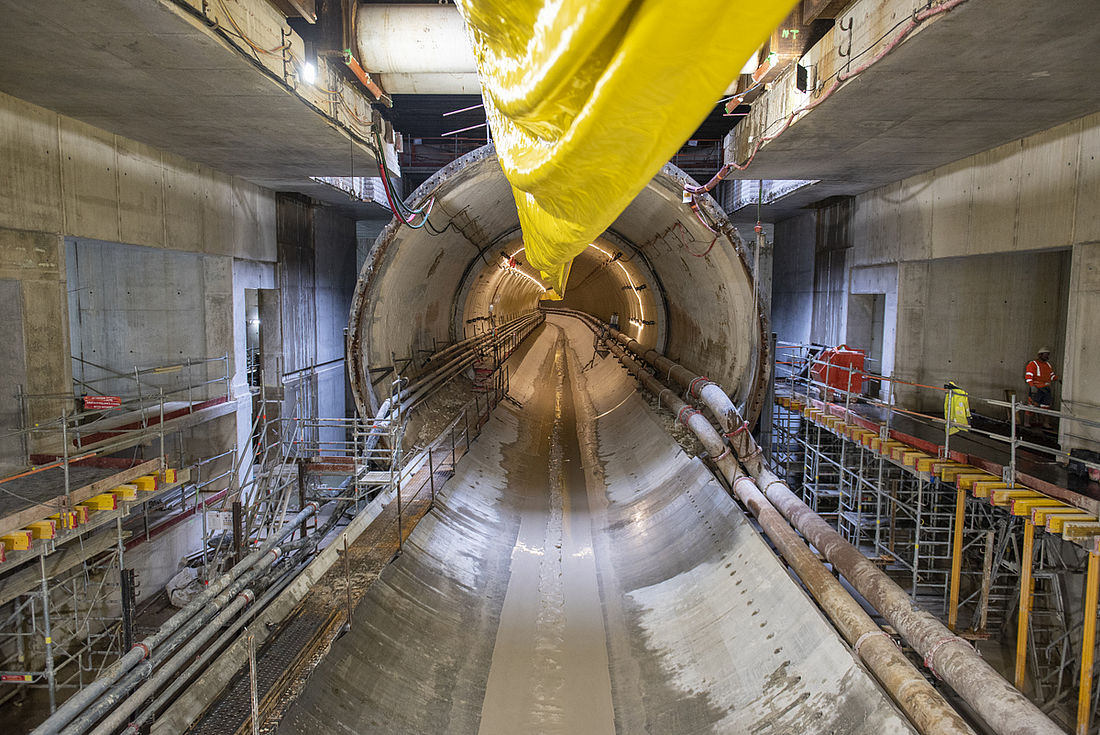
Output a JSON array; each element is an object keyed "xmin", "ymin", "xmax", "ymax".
[{"xmin": 1038, "ymin": 346, "xmax": 1051, "ymax": 354}]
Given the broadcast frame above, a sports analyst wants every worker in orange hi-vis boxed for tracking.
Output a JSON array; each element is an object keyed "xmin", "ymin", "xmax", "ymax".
[{"xmin": 1024, "ymin": 347, "xmax": 1059, "ymax": 429}]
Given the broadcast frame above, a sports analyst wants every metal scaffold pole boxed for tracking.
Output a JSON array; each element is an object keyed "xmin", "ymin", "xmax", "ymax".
[{"xmin": 39, "ymin": 555, "xmax": 56, "ymax": 713}]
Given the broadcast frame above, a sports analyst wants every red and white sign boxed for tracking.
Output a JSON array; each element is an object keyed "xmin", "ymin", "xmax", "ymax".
[{"xmin": 83, "ymin": 395, "xmax": 122, "ymax": 410}]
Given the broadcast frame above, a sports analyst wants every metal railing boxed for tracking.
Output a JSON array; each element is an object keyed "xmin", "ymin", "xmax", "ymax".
[
  {"xmin": 775, "ymin": 341, "xmax": 1100, "ymax": 484},
  {"xmin": 773, "ymin": 341, "xmax": 1100, "ymax": 732}
]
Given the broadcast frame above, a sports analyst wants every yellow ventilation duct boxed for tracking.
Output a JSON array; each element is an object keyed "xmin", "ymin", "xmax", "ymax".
[{"xmin": 454, "ymin": 0, "xmax": 797, "ymax": 298}]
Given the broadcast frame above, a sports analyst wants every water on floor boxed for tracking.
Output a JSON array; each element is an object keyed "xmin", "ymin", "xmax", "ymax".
[{"xmin": 278, "ymin": 314, "xmax": 916, "ymax": 734}]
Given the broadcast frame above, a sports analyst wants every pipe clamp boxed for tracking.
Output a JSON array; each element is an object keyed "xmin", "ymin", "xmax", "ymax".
[
  {"xmin": 923, "ymin": 635, "xmax": 972, "ymax": 679},
  {"xmin": 853, "ymin": 630, "xmax": 895, "ymax": 660},
  {"xmin": 677, "ymin": 406, "xmax": 701, "ymax": 426},
  {"xmin": 725, "ymin": 421, "xmax": 750, "ymax": 438},
  {"xmin": 688, "ymin": 376, "xmax": 710, "ymax": 397}
]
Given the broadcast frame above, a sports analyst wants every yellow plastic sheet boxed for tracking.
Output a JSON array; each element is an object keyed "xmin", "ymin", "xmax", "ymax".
[{"xmin": 455, "ymin": 0, "xmax": 797, "ymax": 298}]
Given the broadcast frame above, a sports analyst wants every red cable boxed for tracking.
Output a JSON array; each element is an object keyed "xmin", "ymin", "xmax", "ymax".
[{"xmin": 376, "ymin": 153, "xmax": 428, "ymax": 227}]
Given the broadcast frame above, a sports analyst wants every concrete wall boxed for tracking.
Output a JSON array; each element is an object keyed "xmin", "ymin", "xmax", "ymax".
[
  {"xmin": 1064, "ymin": 242, "xmax": 1100, "ymax": 448},
  {"xmin": 277, "ymin": 196, "xmax": 357, "ymax": 449},
  {"xmin": 66, "ymin": 239, "xmax": 217, "ymax": 394},
  {"xmin": 893, "ymin": 252, "xmax": 1070, "ymax": 411},
  {"xmin": 0, "ymin": 89, "xmax": 278, "ymax": 472},
  {"xmin": 772, "ymin": 111, "xmax": 1100, "ymax": 438},
  {"xmin": 771, "ymin": 213, "xmax": 815, "ymax": 346}
]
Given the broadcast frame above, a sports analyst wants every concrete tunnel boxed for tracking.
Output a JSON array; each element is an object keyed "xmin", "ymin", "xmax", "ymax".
[
  {"xmin": 346, "ymin": 145, "xmax": 769, "ymax": 423},
  {"xmin": 270, "ymin": 146, "xmax": 921, "ymax": 733}
]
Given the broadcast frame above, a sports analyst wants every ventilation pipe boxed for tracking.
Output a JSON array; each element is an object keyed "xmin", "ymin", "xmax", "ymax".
[{"xmin": 355, "ymin": 4, "xmax": 480, "ymax": 94}]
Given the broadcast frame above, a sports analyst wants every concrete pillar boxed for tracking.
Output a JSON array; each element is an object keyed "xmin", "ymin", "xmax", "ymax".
[{"xmin": 1061, "ymin": 241, "xmax": 1100, "ymax": 453}]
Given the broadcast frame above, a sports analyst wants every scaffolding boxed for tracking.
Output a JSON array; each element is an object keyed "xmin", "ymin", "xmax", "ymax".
[
  {"xmin": 772, "ymin": 340, "xmax": 1100, "ymax": 733},
  {"xmin": 0, "ymin": 354, "xmax": 233, "ymax": 714}
]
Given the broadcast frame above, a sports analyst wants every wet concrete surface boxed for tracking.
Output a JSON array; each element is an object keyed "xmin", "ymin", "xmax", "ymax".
[{"xmin": 279, "ymin": 316, "xmax": 916, "ymax": 734}]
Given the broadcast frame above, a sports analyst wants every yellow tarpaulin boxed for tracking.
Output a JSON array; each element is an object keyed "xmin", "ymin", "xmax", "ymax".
[{"xmin": 455, "ymin": 0, "xmax": 797, "ymax": 298}]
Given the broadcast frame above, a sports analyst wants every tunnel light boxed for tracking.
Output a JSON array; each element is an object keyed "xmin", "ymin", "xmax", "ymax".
[
  {"xmin": 500, "ymin": 254, "xmax": 547, "ymax": 292},
  {"xmin": 587, "ymin": 243, "xmax": 646, "ymax": 333},
  {"xmin": 301, "ymin": 61, "xmax": 317, "ymax": 85}
]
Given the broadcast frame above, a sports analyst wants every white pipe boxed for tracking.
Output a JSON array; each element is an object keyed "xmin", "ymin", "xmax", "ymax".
[
  {"xmin": 356, "ymin": 4, "xmax": 477, "ymax": 75},
  {"xmin": 592, "ymin": 314, "xmax": 1063, "ymax": 735},
  {"xmin": 88, "ymin": 591, "xmax": 256, "ymax": 735},
  {"xmin": 377, "ymin": 72, "xmax": 482, "ymax": 95},
  {"xmin": 31, "ymin": 503, "xmax": 317, "ymax": 735}
]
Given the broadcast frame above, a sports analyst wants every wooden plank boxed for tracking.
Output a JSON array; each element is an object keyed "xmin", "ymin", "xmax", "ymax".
[
  {"xmin": 1062, "ymin": 521, "xmax": 1100, "ymax": 545},
  {"xmin": 957, "ymin": 473, "xmax": 998, "ymax": 492},
  {"xmin": 939, "ymin": 464, "xmax": 978, "ymax": 481},
  {"xmin": 1049, "ymin": 512, "xmax": 1098, "ymax": 533},
  {"xmin": 972, "ymin": 480, "xmax": 1008, "ymax": 500},
  {"xmin": 1034, "ymin": 507, "xmax": 1090, "ymax": 526},
  {"xmin": 0, "ymin": 459, "xmax": 159, "ymax": 538},
  {"xmin": 991, "ymin": 489, "xmax": 1041, "ymax": 507}
]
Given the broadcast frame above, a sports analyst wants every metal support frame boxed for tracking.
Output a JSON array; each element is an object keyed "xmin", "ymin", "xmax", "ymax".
[
  {"xmin": 773, "ymin": 338, "xmax": 1100, "ymax": 732},
  {"xmin": 1017, "ymin": 518, "xmax": 1036, "ymax": 690}
]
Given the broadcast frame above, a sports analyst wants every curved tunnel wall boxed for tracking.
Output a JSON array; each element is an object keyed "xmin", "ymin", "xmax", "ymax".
[
  {"xmin": 348, "ymin": 145, "xmax": 767, "ymax": 417},
  {"xmin": 286, "ymin": 315, "xmax": 913, "ymax": 734}
]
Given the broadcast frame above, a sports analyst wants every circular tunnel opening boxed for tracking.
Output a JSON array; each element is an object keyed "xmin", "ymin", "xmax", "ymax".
[
  {"xmin": 302, "ymin": 148, "xmax": 927, "ymax": 735},
  {"xmin": 348, "ymin": 144, "xmax": 769, "ymax": 422}
]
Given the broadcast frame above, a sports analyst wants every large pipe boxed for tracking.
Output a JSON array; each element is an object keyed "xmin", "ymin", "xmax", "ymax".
[
  {"xmin": 31, "ymin": 502, "xmax": 318, "ymax": 735},
  {"xmin": 596, "ymin": 333, "xmax": 973, "ymax": 735},
  {"xmin": 355, "ymin": 4, "xmax": 480, "ymax": 94},
  {"xmin": 88, "ymin": 590, "xmax": 257, "ymax": 735},
  {"xmin": 59, "ymin": 557, "xmax": 280, "ymax": 735},
  {"xmin": 365, "ymin": 311, "xmax": 542, "ymax": 449},
  {"xmin": 120, "ymin": 557, "xmax": 307, "ymax": 735},
  {"xmin": 582, "ymin": 310, "xmax": 1064, "ymax": 735}
]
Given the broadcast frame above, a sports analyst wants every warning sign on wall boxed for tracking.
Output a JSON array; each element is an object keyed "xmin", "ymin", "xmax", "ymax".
[{"xmin": 83, "ymin": 396, "xmax": 122, "ymax": 410}]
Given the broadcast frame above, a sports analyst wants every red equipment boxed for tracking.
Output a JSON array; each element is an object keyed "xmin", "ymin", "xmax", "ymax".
[{"xmin": 810, "ymin": 345, "xmax": 866, "ymax": 395}]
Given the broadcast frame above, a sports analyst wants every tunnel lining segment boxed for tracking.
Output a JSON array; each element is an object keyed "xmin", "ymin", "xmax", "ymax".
[
  {"xmin": 348, "ymin": 144, "xmax": 769, "ymax": 423},
  {"xmin": 290, "ymin": 315, "xmax": 916, "ymax": 733}
]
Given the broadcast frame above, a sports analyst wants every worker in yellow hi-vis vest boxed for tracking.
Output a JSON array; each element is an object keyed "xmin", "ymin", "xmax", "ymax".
[{"xmin": 944, "ymin": 381, "xmax": 971, "ymax": 436}]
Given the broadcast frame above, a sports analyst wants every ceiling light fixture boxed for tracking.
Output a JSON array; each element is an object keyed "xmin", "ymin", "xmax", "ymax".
[{"xmin": 301, "ymin": 61, "xmax": 317, "ymax": 85}]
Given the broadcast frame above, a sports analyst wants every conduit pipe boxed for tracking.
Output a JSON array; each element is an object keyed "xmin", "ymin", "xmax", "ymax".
[
  {"xmin": 598, "ymin": 335, "xmax": 973, "ymax": 735},
  {"xmin": 120, "ymin": 556, "xmax": 308, "ymax": 735},
  {"xmin": 394, "ymin": 312, "xmax": 541, "ymax": 415},
  {"xmin": 59, "ymin": 554, "xmax": 283, "ymax": 735},
  {"xmin": 88, "ymin": 590, "xmax": 257, "ymax": 735},
  {"xmin": 365, "ymin": 311, "xmax": 542, "ymax": 447},
  {"xmin": 31, "ymin": 502, "xmax": 319, "ymax": 735},
  {"xmin": 586, "ymin": 312, "xmax": 1063, "ymax": 735}
]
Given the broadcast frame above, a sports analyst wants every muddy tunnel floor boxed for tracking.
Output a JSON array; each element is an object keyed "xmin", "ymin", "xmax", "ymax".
[{"xmin": 277, "ymin": 315, "xmax": 916, "ymax": 734}]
